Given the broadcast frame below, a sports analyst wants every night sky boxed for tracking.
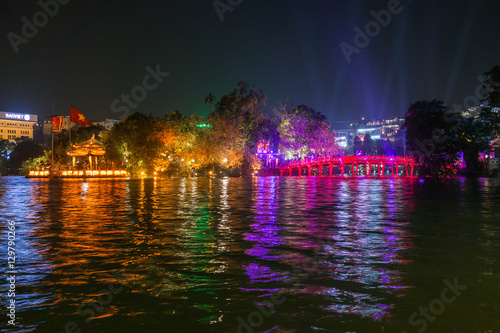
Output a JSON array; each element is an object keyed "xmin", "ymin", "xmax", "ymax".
[{"xmin": 0, "ymin": 0, "xmax": 499, "ymax": 125}]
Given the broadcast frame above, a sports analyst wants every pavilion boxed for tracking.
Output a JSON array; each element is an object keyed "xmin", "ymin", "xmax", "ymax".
[{"xmin": 67, "ymin": 134, "xmax": 106, "ymax": 170}]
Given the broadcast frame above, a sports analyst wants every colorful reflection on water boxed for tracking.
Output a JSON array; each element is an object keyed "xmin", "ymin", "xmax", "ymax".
[
  {"xmin": 0, "ymin": 176, "xmax": 499, "ymax": 333},
  {"xmin": 243, "ymin": 177, "xmax": 416, "ymax": 326}
]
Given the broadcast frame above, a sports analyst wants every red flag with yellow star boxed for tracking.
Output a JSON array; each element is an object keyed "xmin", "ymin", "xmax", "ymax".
[{"xmin": 70, "ymin": 105, "xmax": 90, "ymax": 127}]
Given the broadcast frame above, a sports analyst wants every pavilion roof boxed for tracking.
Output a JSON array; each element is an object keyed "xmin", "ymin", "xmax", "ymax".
[
  {"xmin": 67, "ymin": 134, "xmax": 106, "ymax": 157},
  {"xmin": 72, "ymin": 134, "xmax": 103, "ymax": 148}
]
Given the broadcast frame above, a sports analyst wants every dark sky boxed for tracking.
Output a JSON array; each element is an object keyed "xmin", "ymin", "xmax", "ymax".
[{"xmin": 0, "ymin": 0, "xmax": 499, "ymax": 125}]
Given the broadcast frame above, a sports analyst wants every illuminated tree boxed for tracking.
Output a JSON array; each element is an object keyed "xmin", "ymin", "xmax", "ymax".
[
  {"xmin": 278, "ymin": 105, "xmax": 340, "ymax": 159},
  {"xmin": 207, "ymin": 112, "xmax": 245, "ymax": 170},
  {"xmin": 21, "ymin": 154, "xmax": 49, "ymax": 175},
  {"xmin": 278, "ymin": 113, "xmax": 310, "ymax": 158},
  {"xmin": 210, "ymin": 81, "xmax": 267, "ymax": 150},
  {"xmin": 290, "ymin": 104, "xmax": 327, "ymax": 123},
  {"xmin": 209, "ymin": 81, "xmax": 272, "ymax": 174},
  {"xmin": 105, "ymin": 112, "xmax": 166, "ymax": 176}
]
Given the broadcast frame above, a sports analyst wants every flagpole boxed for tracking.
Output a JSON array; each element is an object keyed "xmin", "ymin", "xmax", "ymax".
[
  {"xmin": 51, "ymin": 106, "xmax": 55, "ymax": 175},
  {"xmin": 68, "ymin": 104, "xmax": 71, "ymax": 153},
  {"xmin": 51, "ymin": 125, "xmax": 54, "ymax": 175}
]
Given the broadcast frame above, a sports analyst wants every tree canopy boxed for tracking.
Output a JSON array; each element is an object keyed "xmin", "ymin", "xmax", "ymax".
[
  {"xmin": 403, "ymin": 100, "xmax": 460, "ymax": 176},
  {"xmin": 277, "ymin": 104, "xmax": 340, "ymax": 159},
  {"xmin": 8, "ymin": 140, "xmax": 44, "ymax": 173}
]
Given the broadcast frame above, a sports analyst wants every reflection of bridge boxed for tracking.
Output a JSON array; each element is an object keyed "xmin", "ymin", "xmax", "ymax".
[{"xmin": 278, "ymin": 155, "xmax": 419, "ymax": 177}]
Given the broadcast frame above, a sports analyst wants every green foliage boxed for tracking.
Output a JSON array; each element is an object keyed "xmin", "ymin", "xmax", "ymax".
[
  {"xmin": 278, "ymin": 113, "xmax": 310, "ymax": 158},
  {"xmin": 21, "ymin": 155, "xmax": 49, "ymax": 175},
  {"xmin": 8, "ymin": 139, "xmax": 45, "ymax": 174},
  {"xmin": 277, "ymin": 105, "xmax": 340, "ymax": 159},
  {"xmin": 208, "ymin": 81, "xmax": 278, "ymax": 175},
  {"xmin": 210, "ymin": 81, "xmax": 267, "ymax": 150},
  {"xmin": 104, "ymin": 112, "xmax": 166, "ymax": 176}
]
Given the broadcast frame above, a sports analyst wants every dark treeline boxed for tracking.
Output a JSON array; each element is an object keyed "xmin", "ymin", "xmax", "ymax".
[{"xmin": 404, "ymin": 66, "xmax": 500, "ymax": 177}]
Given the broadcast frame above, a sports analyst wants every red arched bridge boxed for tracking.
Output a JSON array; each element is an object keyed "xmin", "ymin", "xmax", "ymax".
[{"xmin": 278, "ymin": 155, "xmax": 419, "ymax": 177}]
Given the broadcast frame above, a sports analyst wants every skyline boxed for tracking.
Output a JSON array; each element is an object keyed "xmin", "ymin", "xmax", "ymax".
[{"xmin": 0, "ymin": 0, "xmax": 499, "ymax": 124}]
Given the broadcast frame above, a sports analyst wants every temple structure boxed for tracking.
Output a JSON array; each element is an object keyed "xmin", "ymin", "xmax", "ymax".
[
  {"xmin": 27, "ymin": 134, "xmax": 129, "ymax": 178},
  {"xmin": 67, "ymin": 134, "xmax": 106, "ymax": 170}
]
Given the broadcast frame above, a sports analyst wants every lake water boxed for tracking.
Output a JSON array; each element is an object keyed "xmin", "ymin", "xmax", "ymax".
[{"xmin": 1, "ymin": 176, "xmax": 499, "ymax": 333}]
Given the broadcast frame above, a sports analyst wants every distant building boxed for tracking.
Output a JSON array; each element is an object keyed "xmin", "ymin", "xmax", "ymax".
[
  {"xmin": 461, "ymin": 106, "xmax": 482, "ymax": 118},
  {"xmin": 461, "ymin": 106, "xmax": 500, "ymax": 119},
  {"xmin": 0, "ymin": 111, "xmax": 38, "ymax": 141},
  {"xmin": 92, "ymin": 119, "xmax": 119, "ymax": 131},
  {"xmin": 332, "ymin": 121, "xmax": 355, "ymax": 148},
  {"xmin": 333, "ymin": 117, "xmax": 405, "ymax": 149},
  {"xmin": 365, "ymin": 117, "xmax": 405, "ymax": 139}
]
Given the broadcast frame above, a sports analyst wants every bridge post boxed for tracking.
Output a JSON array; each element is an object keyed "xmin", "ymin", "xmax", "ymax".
[
  {"xmin": 280, "ymin": 169, "xmax": 283, "ymax": 177},
  {"xmin": 381, "ymin": 164, "xmax": 385, "ymax": 176},
  {"xmin": 308, "ymin": 166, "xmax": 311, "ymax": 176},
  {"xmin": 391, "ymin": 164, "xmax": 394, "ymax": 176},
  {"xmin": 405, "ymin": 164, "xmax": 409, "ymax": 176},
  {"xmin": 329, "ymin": 164, "xmax": 333, "ymax": 176},
  {"xmin": 367, "ymin": 163, "xmax": 371, "ymax": 177},
  {"xmin": 340, "ymin": 164, "xmax": 344, "ymax": 176}
]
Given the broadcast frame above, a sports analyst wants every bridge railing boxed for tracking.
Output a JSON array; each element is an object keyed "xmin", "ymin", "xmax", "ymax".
[{"xmin": 278, "ymin": 155, "xmax": 417, "ymax": 169}]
